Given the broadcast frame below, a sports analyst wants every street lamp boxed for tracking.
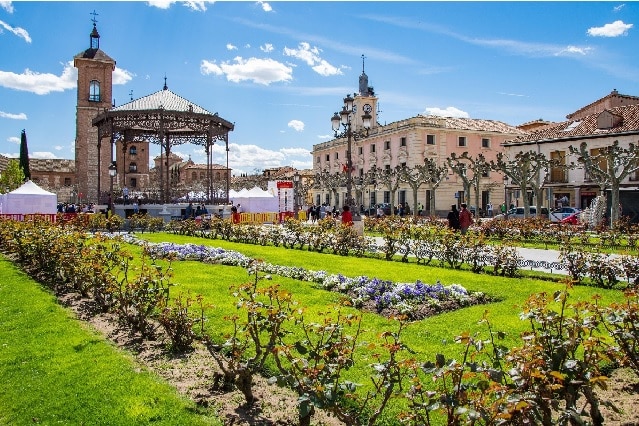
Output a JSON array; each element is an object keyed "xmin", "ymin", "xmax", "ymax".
[
  {"xmin": 330, "ymin": 94, "xmax": 372, "ymax": 218},
  {"xmin": 108, "ymin": 161, "xmax": 117, "ymax": 214},
  {"xmin": 293, "ymin": 172, "xmax": 300, "ymax": 218}
]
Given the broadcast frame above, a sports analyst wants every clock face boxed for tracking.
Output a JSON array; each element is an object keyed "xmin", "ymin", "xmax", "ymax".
[
  {"xmin": 352, "ymin": 104, "xmax": 357, "ymax": 113},
  {"xmin": 363, "ymin": 104, "xmax": 373, "ymax": 114}
]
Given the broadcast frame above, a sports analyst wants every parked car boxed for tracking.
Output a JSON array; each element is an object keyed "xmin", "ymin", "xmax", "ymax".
[
  {"xmin": 549, "ymin": 207, "xmax": 581, "ymax": 222},
  {"xmin": 493, "ymin": 206, "xmax": 549, "ymax": 220},
  {"xmin": 560, "ymin": 211, "xmax": 582, "ymax": 225}
]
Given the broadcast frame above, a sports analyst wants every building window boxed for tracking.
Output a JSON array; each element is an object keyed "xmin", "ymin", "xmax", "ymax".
[
  {"xmin": 370, "ymin": 144, "xmax": 376, "ymax": 153},
  {"xmin": 215, "ymin": 172, "xmax": 221, "ymax": 180},
  {"xmin": 400, "ymin": 137, "xmax": 407, "ymax": 147},
  {"xmin": 458, "ymin": 136, "xmax": 466, "ymax": 147},
  {"xmin": 358, "ymin": 147, "xmax": 363, "ymax": 155},
  {"xmin": 325, "ymin": 154, "xmax": 330, "ymax": 161},
  {"xmin": 401, "ymin": 162, "xmax": 407, "ymax": 168},
  {"xmin": 550, "ymin": 151, "xmax": 567, "ymax": 183},
  {"xmin": 89, "ymin": 80, "xmax": 100, "ymax": 102},
  {"xmin": 481, "ymin": 138, "xmax": 490, "ymax": 148},
  {"xmin": 130, "ymin": 178, "xmax": 137, "ymax": 188},
  {"xmin": 316, "ymin": 156, "xmax": 320, "ymax": 163},
  {"xmin": 482, "ymin": 170, "xmax": 489, "ymax": 178},
  {"xmin": 384, "ymin": 140, "xmax": 391, "ymax": 150},
  {"xmin": 384, "ymin": 164, "xmax": 391, "ymax": 172},
  {"xmin": 128, "ymin": 162, "xmax": 137, "ymax": 172},
  {"xmin": 426, "ymin": 134, "xmax": 435, "ymax": 145},
  {"xmin": 192, "ymin": 172, "xmax": 197, "ymax": 181},
  {"xmin": 129, "ymin": 146, "xmax": 137, "ymax": 155},
  {"xmin": 383, "ymin": 191, "xmax": 390, "ymax": 204},
  {"xmin": 334, "ymin": 152, "xmax": 339, "ymax": 160},
  {"xmin": 64, "ymin": 178, "xmax": 72, "ymax": 186}
]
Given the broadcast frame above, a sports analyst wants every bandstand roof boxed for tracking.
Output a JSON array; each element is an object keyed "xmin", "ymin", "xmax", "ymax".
[{"xmin": 92, "ymin": 86, "xmax": 234, "ymax": 146}]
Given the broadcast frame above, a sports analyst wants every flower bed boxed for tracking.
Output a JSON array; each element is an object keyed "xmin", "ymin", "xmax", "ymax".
[{"xmin": 136, "ymin": 238, "xmax": 491, "ymax": 320}]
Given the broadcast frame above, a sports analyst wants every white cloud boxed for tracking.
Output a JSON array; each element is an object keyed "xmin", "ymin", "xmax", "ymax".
[
  {"xmin": 0, "ymin": 61, "xmax": 132, "ymax": 95},
  {"xmin": 226, "ymin": 43, "xmax": 237, "ymax": 50},
  {"xmin": 0, "ymin": 2, "xmax": 13, "ymax": 13},
  {"xmin": 0, "ymin": 61, "xmax": 75, "ymax": 95},
  {"xmin": 257, "ymin": 1, "xmax": 272, "ymax": 12},
  {"xmin": 614, "ymin": 4, "xmax": 626, "ymax": 12},
  {"xmin": 0, "ymin": 19, "xmax": 31, "ymax": 43},
  {"xmin": 280, "ymin": 147, "xmax": 311, "ymax": 156},
  {"xmin": 423, "ymin": 106, "xmax": 469, "ymax": 118},
  {"xmin": 7, "ymin": 136, "xmax": 20, "ymax": 144},
  {"xmin": 0, "ymin": 111, "xmax": 27, "ymax": 120},
  {"xmin": 587, "ymin": 20, "xmax": 633, "ymax": 37},
  {"xmin": 31, "ymin": 151, "xmax": 58, "ymax": 159},
  {"xmin": 113, "ymin": 67, "xmax": 134, "ymax": 85},
  {"xmin": 147, "ymin": 1, "xmax": 213, "ymax": 11},
  {"xmin": 555, "ymin": 45, "xmax": 593, "ymax": 56},
  {"xmin": 260, "ymin": 43, "xmax": 274, "ymax": 53},
  {"xmin": 206, "ymin": 142, "xmax": 312, "ymax": 174},
  {"xmin": 287, "ymin": 120, "xmax": 304, "ymax": 132},
  {"xmin": 54, "ymin": 145, "xmax": 63, "ymax": 151},
  {"xmin": 200, "ymin": 56, "xmax": 293, "ymax": 85},
  {"xmin": 283, "ymin": 42, "xmax": 342, "ymax": 76},
  {"xmin": 312, "ymin": 60, "xmax": 342, "ymax": 77}
]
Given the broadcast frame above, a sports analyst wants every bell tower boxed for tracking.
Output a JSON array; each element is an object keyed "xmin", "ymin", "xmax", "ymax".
[
  {"xmin": 353, "ymin": 54, "xmax": 378, "ymax": 132},
  {"xmin": 74, "ymin": 12, "xmax": 115, "ymax": 203}
]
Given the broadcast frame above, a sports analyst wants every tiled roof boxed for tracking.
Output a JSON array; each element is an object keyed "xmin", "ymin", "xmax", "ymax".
[
  {"xmin": 112, "ymin": 88, "xmax": 214, "ymax": 115},
  {"xmin": 567, "ymin": 90, "xmax": 639, "ymax": 120},
  {"xmin": 509, "ymin": 104, "xmax": 639, "ymax": 144},
  {"xmin": 0, "ymin": 154, "xmax": 10, "ymax": 172},
  {"xmin": 418, "ymin": 114, "xmax": 527, "ymax": 135},
  {"xmin": 74, "ymin": 48, "xmax": 115, "ymax": 62},
  {"xmin": 30, "ymin": 159, "xmax": 75, "ymax": 173}
]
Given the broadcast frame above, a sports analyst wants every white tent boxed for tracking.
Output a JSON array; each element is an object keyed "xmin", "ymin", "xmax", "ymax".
[
  {"xmin": 229, "ymin": 186, "xmax": 278, "ymax": 213},
  {"xmin": 0, "ymin": 180, "xmax": 57, "ymax": 215}
]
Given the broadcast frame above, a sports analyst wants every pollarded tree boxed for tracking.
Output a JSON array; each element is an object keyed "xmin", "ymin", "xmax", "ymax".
[
  {"xmin": 491, "ymin": 150, "xmax": 550, "ymax": 219},
  {"xmin": 398, "ymin": 158, "xmax": 448, "ymax": 217},
  {"xmin": 370, "ymin": 165, "xmax": 403, "ymax": 216},
  {"xmin": 0, "ymin": 159, "xmax": 25, "ymax": 194},
  {"xmin": 570, "ymin": 140, "xmax": 639, "ymax": 225},
  {"xmin": 314, "ymin": 169, "xmax": 344, "ymax": 207},
  {"xmin": 447, "ymin": 152, "xmax": 491, "ymax": 212}
]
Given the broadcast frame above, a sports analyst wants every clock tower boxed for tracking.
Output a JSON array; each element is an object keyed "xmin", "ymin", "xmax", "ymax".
[
  {"xmin": 353, "ymin": 54, "xmax": 378, "ymax": 132},
  {"xmin": 74, "ymin": 17, "xmax": 115, "ymax": 203}
]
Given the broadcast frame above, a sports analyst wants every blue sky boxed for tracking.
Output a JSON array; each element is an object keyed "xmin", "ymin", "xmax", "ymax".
[{"xmin": 0, "ymin": 1, "xmax": 637, "ymax": 176}]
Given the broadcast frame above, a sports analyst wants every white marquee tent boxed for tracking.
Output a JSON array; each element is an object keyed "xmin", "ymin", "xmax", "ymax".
[
  {"xmin": 228, "ymin": 186, "xmax": 278, "ymax": 213},
  {"xmin": 0, "ymin": 180, "xmax": 57, "ymax": 215}
]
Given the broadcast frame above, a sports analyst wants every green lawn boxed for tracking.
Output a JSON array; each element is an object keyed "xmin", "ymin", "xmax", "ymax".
[
  {"xmin": 0, "ymin": 256, "xmax": 221, "ymax": 426},
  {"xmin": 1, "ymin": 230, "xmax": 628, "ymax": 425}
]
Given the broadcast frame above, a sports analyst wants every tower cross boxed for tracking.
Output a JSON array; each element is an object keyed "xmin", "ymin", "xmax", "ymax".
[{"xmin": 90, "ymin": 10, "xmax": 99, "ymax": 25}]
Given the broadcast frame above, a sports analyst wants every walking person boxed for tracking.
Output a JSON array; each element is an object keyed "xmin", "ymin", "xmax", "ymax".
[
  {"xmin": 487, "ymin": 202, "xmax": 493, "ymax": 218},
  {"xmin": 459, "ymin": 203, "xmax": 473, "ymax": 235},
  {"xmin": 447, "ymin": 204, "xmax": 460, "ymax": 231}
]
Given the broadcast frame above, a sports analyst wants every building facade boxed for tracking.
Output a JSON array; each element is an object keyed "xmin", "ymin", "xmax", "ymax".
[
  {"xmin": 311, "ymin": 66, "xmax": 525, "ymax": 216},
  {"xmin": 504, "ymin": 98, "xmax": 639, "ymax": 213}
]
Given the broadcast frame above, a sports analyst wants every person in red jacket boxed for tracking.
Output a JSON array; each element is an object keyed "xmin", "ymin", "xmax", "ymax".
[
  {"xmin": 459, "ymin": 203, "xmax": 473, "ymax": 234},
  {"xmin": 341, "ymin": 205, "xmax": 353, "ymax": 226}
]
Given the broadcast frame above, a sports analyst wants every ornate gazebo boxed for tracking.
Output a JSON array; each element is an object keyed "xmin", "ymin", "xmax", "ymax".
[{"xmin": 92, "ymin": 84, "xmax": 234, "ymax": 203}]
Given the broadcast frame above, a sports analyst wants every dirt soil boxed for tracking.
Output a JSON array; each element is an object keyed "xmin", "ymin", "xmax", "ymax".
[{"xmin": 57, "ymin": 291, "xmax": 639, "ymax": 426}]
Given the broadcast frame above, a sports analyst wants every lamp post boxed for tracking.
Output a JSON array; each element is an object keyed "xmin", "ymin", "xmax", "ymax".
[
  {"xmin": 331, "ymin": 94, "xmax": 371, "ymax": 219},
  {"xmin": 293, "ymin": 172, "xmax": 300, "ymax": 218},
  {"xmin": 108, "ymin": 161, "xmax": 117, "ymax": 215}
]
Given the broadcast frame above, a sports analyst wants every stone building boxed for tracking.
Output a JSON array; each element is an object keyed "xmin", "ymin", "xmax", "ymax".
[
  {"xmin": 311, "ymin": 66, "xmax": 525, "ymax": 216},
  {"xmin": 505, "ymin": 93, "xmax": 639, "ymax": 214}
]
